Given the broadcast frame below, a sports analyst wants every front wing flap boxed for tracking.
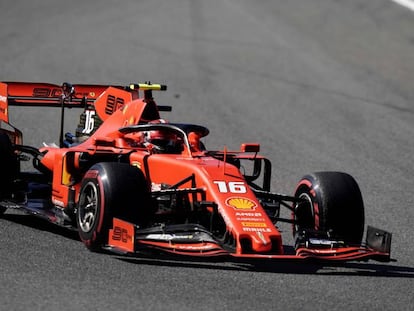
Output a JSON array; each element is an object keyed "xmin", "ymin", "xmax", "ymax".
[{"xmin": 107, "ymin": 218, "xmax": 392, "ymax": 262}]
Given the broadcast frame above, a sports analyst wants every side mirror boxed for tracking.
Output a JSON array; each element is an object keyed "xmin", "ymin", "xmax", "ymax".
[{"xmin": 240, "ymin": 143, "xmax": 260, "ymax": 153}]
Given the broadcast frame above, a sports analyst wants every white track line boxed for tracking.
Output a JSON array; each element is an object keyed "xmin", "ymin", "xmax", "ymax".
[{"xmin": 391, "ymin": 0, "xmax": 414, "ymax": 11}]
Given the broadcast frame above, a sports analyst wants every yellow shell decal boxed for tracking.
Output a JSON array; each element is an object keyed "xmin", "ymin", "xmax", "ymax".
[{"xmin": 226, "ymin": 197, "xmax": 257, "ymax": 210}]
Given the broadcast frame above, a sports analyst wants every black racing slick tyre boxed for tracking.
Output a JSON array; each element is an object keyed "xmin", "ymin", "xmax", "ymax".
[
  {"xmin": 76, "ymin": 162, "xmax": 152, "ymax": 251},
  {"xmin": 293, "ymin": 171, "xmax": 365, "ymax": 245},
  {"xmin": 0, "ymin": 133, "xmax": 18, "ymax": 215}
]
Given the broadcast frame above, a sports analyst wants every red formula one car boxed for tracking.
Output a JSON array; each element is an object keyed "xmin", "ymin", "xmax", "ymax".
[{"xmin": 0, "ymin": 81, "xmax": 392, "ymax": 262}]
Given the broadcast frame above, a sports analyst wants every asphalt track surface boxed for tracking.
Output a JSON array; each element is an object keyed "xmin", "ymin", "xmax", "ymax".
[{"xmin": 1, "ymin": 1, "xmax": 413, "ymax": 310}]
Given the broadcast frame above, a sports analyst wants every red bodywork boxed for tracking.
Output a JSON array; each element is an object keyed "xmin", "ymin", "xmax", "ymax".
[{"xmin": 0, "ymin": 81, "xmax": 392, "ymax": 263}]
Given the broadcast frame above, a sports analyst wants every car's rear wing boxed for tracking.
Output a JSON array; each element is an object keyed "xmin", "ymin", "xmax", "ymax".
[
  {"xmin": 0, "ymin": 82, "xmax": 169, "ymax": 124},
  {"xmin": 0, "ymin": 82, "xmax": 113, "ymax": 123}
]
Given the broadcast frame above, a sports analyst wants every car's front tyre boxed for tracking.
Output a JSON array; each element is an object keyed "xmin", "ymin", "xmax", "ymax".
[
  {"xmin": 293, "ymin": 171, "xmax": 365, "ymax": 245},
  {"xmin": 76, "ymin": 162, "xmax": 152, "ymax": 251}
]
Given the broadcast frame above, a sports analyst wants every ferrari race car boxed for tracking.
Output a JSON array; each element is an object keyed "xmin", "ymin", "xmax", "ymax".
[{"xmin": 0, "ymin": 81, "xmax": 392, "ymax": 262}]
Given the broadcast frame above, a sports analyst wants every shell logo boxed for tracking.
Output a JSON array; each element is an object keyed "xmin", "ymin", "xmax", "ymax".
[{"xmin": 226, "ymin": 197, "xmax": 257, "ymax": 210}]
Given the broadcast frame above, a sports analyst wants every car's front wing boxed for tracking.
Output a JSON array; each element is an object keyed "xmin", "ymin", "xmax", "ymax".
[{"xmin": 106, "ymin": 218, "xmax": 392, "ymax": 263}]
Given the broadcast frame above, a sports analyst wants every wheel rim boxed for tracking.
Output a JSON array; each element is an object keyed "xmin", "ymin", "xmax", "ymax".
[
  {"xmin": 294, "ymin": 192, "xmax": 315, "ymax": 233},
  {"xmin": 78, "ymin": 182, "xmax": 99, "ymax": 233}
]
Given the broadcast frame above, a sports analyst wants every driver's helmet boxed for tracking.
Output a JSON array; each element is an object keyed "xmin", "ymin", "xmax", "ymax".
[{"xmin": 144, "ymin": 119, "xmax": 182, "ymax": 153}]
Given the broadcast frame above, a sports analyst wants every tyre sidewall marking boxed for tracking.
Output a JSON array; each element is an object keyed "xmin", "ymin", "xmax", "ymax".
[
  {"xmin": 295, "ymin": 179, "xmax": 320, "ymax": 230},
  {"xmin": 95, "ymin": 174, "xmax": 106, "ymax": 235}
]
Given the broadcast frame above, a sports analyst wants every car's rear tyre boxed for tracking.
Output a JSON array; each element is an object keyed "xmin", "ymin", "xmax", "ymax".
[
  {"xmin": 0, "ymin": 133, "xmax": 18, "ymax": 215},
  {"xmin": 76, "ymin": 162, "xmax": 152, "ymax": 251},
  {"xmin": 293, "ymin": 171, "xmax": 365, "ymax": 245}
]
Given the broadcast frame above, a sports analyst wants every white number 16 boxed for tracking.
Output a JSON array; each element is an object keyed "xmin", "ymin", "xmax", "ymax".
[
  {"xmin": 214, "ymin": 181, "xmax": 247, "ymax": 193},
  {"xmin": 82, "ymin": 110, "xmax": 96, "ymax": 134}
]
